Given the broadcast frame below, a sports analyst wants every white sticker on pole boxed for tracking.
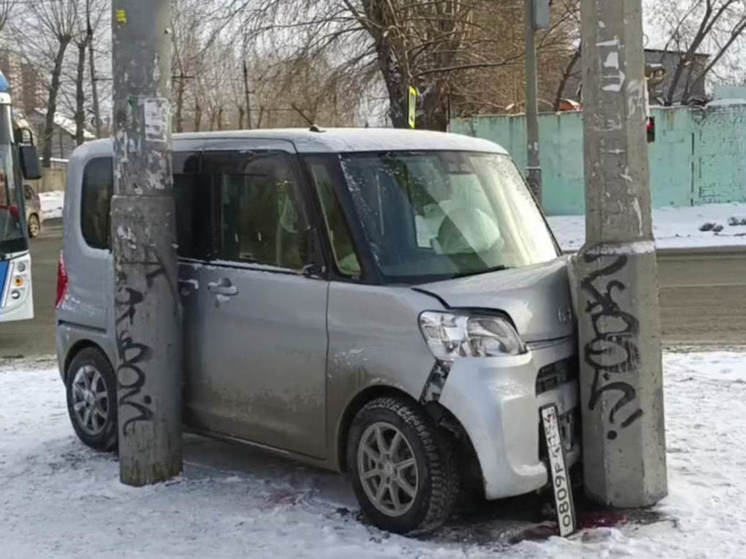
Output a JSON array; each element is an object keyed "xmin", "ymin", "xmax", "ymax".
[
  {"xmin": 143, "ymin": 97, "xmax": 169, "ymax": 144},
  {"xmin": 541, "ymin": 404, "xmax": 576, "ymax": 537}
]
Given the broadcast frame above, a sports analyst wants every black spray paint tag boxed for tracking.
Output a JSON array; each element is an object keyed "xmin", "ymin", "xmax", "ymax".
[{"xmin": 541, "ymin": 404, "xmax": 576, "ymax": 537}]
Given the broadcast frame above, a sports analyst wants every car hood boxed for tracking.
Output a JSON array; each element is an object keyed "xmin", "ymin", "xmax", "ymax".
[{"xmin": 414, "ymin": 257, "xmax": 575, "ymax": 343}]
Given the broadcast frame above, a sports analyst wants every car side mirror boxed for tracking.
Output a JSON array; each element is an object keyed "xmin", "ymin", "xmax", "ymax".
[{"xmin": 19, "ymin": 145, "xmax": 42, "ymax": 180}]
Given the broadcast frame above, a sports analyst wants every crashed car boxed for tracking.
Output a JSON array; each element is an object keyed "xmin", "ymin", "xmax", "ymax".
[{"xmin": 56, "ymin": 128, "xmax": 579, "ymax": 534}]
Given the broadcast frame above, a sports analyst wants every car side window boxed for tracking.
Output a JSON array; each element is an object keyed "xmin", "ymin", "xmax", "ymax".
[
  {"xmin": 173, "ymin": 151, "xmax": 213, "ymax": 259},
  {"xmin": 304, "ymin": 156, "xmax": 361, "ymax": 277},
  {"xmin": 81, "ymin": 157, "xmax": 113, "ymax": 250},
  {"xmin": 203, "ymin": 150, "xmax": 305, "ymax": 270}
]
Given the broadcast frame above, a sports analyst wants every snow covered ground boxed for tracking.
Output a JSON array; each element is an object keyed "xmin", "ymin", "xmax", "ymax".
[
  {"xmin": 548, "ymin": 202, "xmax": 746, "ymax": 251},
  {"xmin": 2, "ymin": 350, "xmax": 745, "ymax": 558},
  {"xmin": 38, "ymin": 191, "xmax": 64, "ymax": 220}
]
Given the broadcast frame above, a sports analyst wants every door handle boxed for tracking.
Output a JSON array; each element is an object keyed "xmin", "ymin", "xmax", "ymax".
[
  {"xmin": 178, "ymin": 278, "xmax": 199, "ymax": 296},
  {"xmin": 207, "ymin": 279, "xmax": 238, "ymax": 297}
]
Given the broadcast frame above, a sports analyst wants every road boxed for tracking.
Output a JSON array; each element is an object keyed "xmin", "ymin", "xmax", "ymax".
[
  {"xmin": 0, "ymin": 224, "xmax": 743, "ymax": 359},
  {"xmin": 657, "ymin": 246, "xmax": 746, "ymax": 345}
]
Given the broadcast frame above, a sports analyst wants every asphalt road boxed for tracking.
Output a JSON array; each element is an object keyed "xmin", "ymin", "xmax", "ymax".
[
  {"xmin": 0, "ymin": 224, "xmax": 743, "ymax": 359},
  {"xmin": 657, "ymin": 246, "xmax": 746, "ymax": 345}
]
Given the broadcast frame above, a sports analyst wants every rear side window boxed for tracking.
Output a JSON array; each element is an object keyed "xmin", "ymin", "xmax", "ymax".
[
  {"xmin": 203, "ymin": 150, "xmax": 306, "ymax": 270},
  {"xmin": 173, "ymin": 151, "xmax": 212, "ymax": 259},
  {"xmin": 80, "ymin": 153, "xmax": 207, "ymax": 256},
  {"xmin": 81, "ymin": 157, "xmax": 113, "ymax": 250},
  {"xmin": 78, "ymin": 150, "xmax": 305, "ymax": 268}
]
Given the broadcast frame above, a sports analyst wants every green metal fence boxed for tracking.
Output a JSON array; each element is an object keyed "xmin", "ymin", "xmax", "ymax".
[{"xmin": 451, "ymin": 103, "xmax": 746, "ymax": 215}]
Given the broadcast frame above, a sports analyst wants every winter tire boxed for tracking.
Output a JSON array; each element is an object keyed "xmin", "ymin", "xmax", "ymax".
[
  {"xmin": 27, "ymin": 214, "xmax": 41, "ymax": 238},
  {"xmin": 347, "ymin": 396, "xmax": 460, "ymax": 535},
  {"xmin": 65, "ymin": 347, "xmax": 118, "ymax": 451}
]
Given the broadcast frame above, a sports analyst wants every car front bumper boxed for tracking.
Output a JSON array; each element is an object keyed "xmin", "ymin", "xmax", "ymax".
[{"xmin": 438, "ymin": 336, "xmax": 579, "ymax": 500}]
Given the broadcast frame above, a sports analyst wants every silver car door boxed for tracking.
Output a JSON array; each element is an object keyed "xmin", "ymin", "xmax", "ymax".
[
  {"xmin": 189, "ymin": 140, "xmax": 329, "ymax": 459},
  {"xmin": 172, "ymin": 145, "xmax": 215, "ymax": 431}
]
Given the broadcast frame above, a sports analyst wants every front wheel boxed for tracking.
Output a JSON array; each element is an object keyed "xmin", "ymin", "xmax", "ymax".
[{"xmin": 347, "ymin": 396, "xmax": 460, "ymax": 535}]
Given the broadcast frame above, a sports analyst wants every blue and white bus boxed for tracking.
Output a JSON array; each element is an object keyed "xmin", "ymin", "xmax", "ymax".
[{"xmin": 0, "ymin": 70, "xmax": 41, "ymax": 323}]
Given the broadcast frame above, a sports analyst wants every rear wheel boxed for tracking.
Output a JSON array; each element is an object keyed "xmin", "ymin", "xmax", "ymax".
[
  {"xmin": 347, "ymin": 396, "xmax": 460, "ymax": 535},
  {"xmin": 65, "ymin": 347, "xmax": 118, "ymax": 451},
  {"xmin": 27, "ymin": 214, "xmax": 41, "ymax": 238}
]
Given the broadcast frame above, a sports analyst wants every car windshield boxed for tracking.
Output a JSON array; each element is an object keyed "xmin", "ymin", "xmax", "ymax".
[
  {"xmin": 336, "ymin": 150, "xmax": 558, "ymax": 281},
  {"xmin": 0, "ymin": 104, "xmax": 25, "ymax": 256}
]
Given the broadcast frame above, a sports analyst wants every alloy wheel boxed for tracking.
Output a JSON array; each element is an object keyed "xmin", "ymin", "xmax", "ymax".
[
  {"xmin": 357, "ymin": 422, "xmax": 419, "ymax": 517},
  {"xmin": 70, "ymin": 365, "xmax": 109, "ymax": 436}
]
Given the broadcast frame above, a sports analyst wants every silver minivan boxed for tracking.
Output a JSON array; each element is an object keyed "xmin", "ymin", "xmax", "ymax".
[{"xmin": 56, "ymin": 128, "xmax": 579, "ymax": 534}]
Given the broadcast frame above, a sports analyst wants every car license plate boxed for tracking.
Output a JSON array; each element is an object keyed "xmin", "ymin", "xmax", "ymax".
[{"xmin": 541, "ymin": 404, "xmax": 576, "ymax": 537}]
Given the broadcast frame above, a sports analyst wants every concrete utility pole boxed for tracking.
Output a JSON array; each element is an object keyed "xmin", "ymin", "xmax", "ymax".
[
  {"xmin": 574, "ymin": 0, "xmax": 667, "ymax": 506},
  {"xmin": 524, "ymin": 0, "xmax": 543, "ymax": 203},
  {"xmin": 111, "ymin": 0, "xmax": 182, "ymax": 486}
]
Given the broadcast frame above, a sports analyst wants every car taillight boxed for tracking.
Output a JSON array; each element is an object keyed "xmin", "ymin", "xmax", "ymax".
[{"xmin": 56, "ymin": 251, "xmax": 68, "ymax": 309}]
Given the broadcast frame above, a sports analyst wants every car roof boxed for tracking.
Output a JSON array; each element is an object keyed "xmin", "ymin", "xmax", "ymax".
[{"xmin": 76, "ymin": 128, "xmax": 508, "ymax": 156}]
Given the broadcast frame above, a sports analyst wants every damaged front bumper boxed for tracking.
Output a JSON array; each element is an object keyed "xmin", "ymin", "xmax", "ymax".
[{"xmin": 438, "ymin": 336, "xmax": 580, "ymax": 500}]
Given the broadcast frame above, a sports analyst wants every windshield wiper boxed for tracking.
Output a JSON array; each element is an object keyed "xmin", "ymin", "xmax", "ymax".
[{"xmin": 450, "ymin": 265, "xmax": 510, "ymax": 279}]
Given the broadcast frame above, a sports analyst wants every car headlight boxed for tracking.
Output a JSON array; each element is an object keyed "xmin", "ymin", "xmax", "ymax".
[{"xmin": 418, "ymin": 311, "xmax": 526, "ymax": 361}]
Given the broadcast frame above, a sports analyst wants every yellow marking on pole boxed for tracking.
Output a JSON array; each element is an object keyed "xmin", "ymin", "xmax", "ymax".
[
  {"xmin": 116, "ymin": 10, "xmax": 127, "ymax": 24},
  {"xmin": 408, "ymin": 86, "xmax": 418, "ymax": 129}
]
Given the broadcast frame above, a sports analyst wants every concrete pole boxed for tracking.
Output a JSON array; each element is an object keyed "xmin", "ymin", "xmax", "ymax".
[
  {"xmin": 573, "ymin": 0, "xmax": 667, "ymax": 506},
  {"xmin": 111, "ymin": 0, "xmax": 182, "ymax": 486},
  {"xmin": 524, "ymin": 0, "xmax": 542, "ymax": 204}
]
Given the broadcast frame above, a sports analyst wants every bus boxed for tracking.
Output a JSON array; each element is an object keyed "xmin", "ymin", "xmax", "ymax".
[{"xmin": 0, "ymin": 70, "xmax": 41, "ymax": 323}]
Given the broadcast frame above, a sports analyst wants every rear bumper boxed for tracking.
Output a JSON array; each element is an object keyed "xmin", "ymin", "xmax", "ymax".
[{"xmin": 439, "ymin": 337, "xmax": 579, "ymax": 500}]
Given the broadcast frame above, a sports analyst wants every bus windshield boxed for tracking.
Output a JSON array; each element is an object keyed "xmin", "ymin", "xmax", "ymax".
[{"xmin": 0, "ymin": 103, "xmax": 26, "ymax": 256}]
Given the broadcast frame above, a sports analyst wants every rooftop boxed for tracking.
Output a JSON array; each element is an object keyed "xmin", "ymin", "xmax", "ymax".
[{"xmin": 174, "ymin": 127, "xmax": 508, "ymax": 154}]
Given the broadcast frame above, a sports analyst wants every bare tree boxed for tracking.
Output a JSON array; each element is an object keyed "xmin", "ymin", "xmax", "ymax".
[
  {"xmin": 13, "ymin": 0, "xmax": 79, "ymax": 166},
  {"xmin": 171, "ymin": 0, "xmax": 235, "ymax": 132},
  {"xmin": 554, "ymin": 43, "xmax": 581, "ymax": 110},
  {"xmin": 86, "ymin": 0, "xmax": 107, "ymax": 137},
  {"xmin": 0, "ymin": 0, "xmax": 13, "ymax": 35},
  {"xmin": 73, "ymin": 8, "xmax": 91, "ymax": 145},
  {"xmin": 230, "ymin": 0, "xmax": 577, "ymax": 130},
  {"xmin": 649, "ymin": 0, "xmax": 746, "ymax": 105}
]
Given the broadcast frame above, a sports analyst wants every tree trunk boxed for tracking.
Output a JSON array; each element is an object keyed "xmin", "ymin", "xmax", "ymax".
[
  {"xmin": 194, "ymin": 99, "xmax": 202, "ymax": 131},
  {"xmin": 242, "ymin": 61, "xmax": 252, "ymax": 129},
  {"xmin": 174, "ymin": 73, "xmax": 185, "ymax": 132},
  {"xmin": 554, "ymin": 45, "xmax": 581, "ymax": 111},
  {"xmin": 419, "ymin": 82, "xmax": 449, "ymax": 131},
  {"xmin": 374, "ymin": 40, "xmax": 408, "ymax": 127},
  {"xmin": 42, "ymin": 36, "xmax": 71, "ymax": 167},
  {"xmin": 360, "ymin": 0, "xmax": 447, "ymax": 131},
  {"xmin": 75, "ymin": 41, "xmax": 87, "ymax": 146},
  {"xmin": 664, "ymin": 55, "xmax": 688, "ymax": 106},
  {"xmin": 237, "ymin": 106, "xmax": 245, "ymax": 129},
  {"xmin": 680, "ymin": 61, "xmax": 696, "ymax": 105},
  {"xmin": 86, "ymin": 1, "xmax": 101, "ymax": 137},
  {"xmin": 665, "ymin": 4, "xmax": 714, "ymax": 106}
]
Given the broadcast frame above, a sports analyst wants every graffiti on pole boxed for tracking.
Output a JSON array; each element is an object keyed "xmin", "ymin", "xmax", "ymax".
[
  {"xmin": 580, "ymin": 251, "xmax": 643, "ymax": 440},
  {"xmin": 114, "ymin": 236, "xmax": 167, "ymax": 436}
]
